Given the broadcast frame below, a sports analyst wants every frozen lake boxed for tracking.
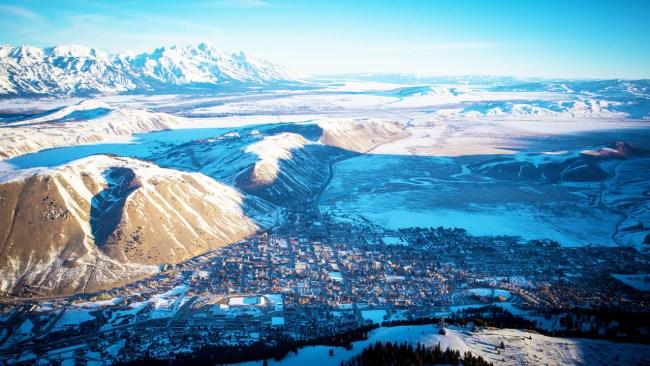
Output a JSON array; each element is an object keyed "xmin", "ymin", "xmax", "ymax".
[{"xmin": 1, "ymin": 126, "xmax": 232, "ymax": 170}]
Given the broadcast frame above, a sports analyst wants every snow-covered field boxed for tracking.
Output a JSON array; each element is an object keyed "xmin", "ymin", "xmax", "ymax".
[
  {"xmin": 611, "ymin": 274, "xmax": 650, "ymax": 292},
  {"xmin": 52, "ymin": 309, "xmax": 96, "ymax": 331},
  {"xmin": 237, "ymin": 324, "xmax": 650, "ymax": 366},
  {"xmin": 319, "ymin": 149, "xmax": 648, "ymax": 247}
]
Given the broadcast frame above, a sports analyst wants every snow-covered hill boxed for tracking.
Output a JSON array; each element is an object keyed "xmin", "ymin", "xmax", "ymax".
[
  {"xmin": 454, "ymin": 98, "xmax": 631, "ymax": 120},
  {"xmin": 0, "ymin": 155, "xmax": 275, "ymax": 296},
  {"xmin": 149, "ymin": 119, "xmax": 407, "ymax": 205},
  {"xmin": 241, "ymin": 324, "xmax": 650, "ymax": 366},
  {"xmin": 0, "ymin": 43, "xmax": 303, "ymax": 97},
  {"xmin": 0, "ymin": 100, "xmax": 184, "ymax": 160}
]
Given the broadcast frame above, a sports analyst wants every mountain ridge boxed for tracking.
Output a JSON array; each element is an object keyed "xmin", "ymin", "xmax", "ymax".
[{"xmin": 0, "ymin": 43, "xmax": 304, "ymax": 97}]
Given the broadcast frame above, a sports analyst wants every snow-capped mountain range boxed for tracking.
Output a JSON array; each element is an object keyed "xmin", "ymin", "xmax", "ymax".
[{"xmin": 0, "ymin": 43, "xmax": 303, "ymax": 96}]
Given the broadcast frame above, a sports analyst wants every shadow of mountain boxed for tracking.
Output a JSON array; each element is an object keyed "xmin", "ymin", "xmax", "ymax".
[
  {"xmin": 8, "ymin": 105, "xmax": 112, "ymax": 127},
  {"xmin": 262, "ymin": 123, "xmax": 324, "ymax": 141},
  {"xmin": 235, "ymin": 144, "xmax": 353, "ymax": 206},
  {"xmin": 50, "ymin": 107, "xmax": 112, "ymax": 123},
  {"xmin": 90, "ymin": 167, "xmax": 140, "ymax": 246}
]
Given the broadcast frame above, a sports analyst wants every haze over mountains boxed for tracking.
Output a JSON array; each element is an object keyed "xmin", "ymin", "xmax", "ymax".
[{"xmin": 0, "ymin": 43, "xmax": 302, "ymax": 97}]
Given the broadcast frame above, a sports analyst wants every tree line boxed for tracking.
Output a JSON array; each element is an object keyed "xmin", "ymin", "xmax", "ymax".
[
  {"xmin": 114, "ymin": 324, "xmax": 378, "ymax": 366},
  {"xmin": 341, "ymin": 341, "xmax": 493, "ymax": 366}
]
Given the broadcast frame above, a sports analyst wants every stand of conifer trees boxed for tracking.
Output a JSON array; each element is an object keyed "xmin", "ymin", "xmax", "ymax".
[
  {"xmin": 114, "ymin": 324, "xmax": 378, "ymax": 366},
  {"xmin": 340, "ymin": 341, "xmax": 493, "ymax": 366}
]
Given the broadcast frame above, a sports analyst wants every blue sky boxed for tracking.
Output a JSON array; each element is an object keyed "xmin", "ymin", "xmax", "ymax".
[{"xmin": 1, "ymin": 0, "xmax": 649, "ymax": 78}]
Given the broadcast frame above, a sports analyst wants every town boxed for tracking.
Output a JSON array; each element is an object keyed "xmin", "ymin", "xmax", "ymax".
[{"xmin": 1, "ymin": 205, "xmax": 649, "ymax": 364}]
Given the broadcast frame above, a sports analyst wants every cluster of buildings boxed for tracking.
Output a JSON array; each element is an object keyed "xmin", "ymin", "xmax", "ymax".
[{"xmin": 1, "ymin": 206, "xmax": 649, "ymax": 364}]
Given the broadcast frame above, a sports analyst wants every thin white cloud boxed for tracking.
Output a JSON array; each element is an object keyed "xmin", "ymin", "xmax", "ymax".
[{"xmin": 0, "ymin": 4, "xmax": 41, "ymax": 22}]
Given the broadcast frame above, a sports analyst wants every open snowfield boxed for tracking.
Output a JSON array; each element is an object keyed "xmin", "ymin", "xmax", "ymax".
[
  {"xmin": 319, "ymin": 148, "xmax": 649, "ymax": 246},
  {"xmin": 237, "ymin": 324, "xmax": 650, "ymax": 366}
]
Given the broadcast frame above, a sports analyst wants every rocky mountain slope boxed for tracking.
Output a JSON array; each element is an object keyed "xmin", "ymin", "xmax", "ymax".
[
  {"xmin": 150, "ymin": 119, "xmax": 409, "ymax": 205},
  {"xmin": 0, "ymin": 155, "xmax": 273, "ymax": 296},
  {"xmin": 0, "ymin": 43, "xmax": 302, "ymax": 97},
  {"xmin": 317, "ymin": 119, "xmax": 408, "ymax": 153}
]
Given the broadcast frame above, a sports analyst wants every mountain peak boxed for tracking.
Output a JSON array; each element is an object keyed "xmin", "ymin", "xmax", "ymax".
[
  {"xmin": 0, "ymin": 43, "xmax": 303, "ymax": 96},
  {"xmin": 6, "ymin": 45, "xmax": 44, "ymax": 59},
  {"xmin": 46, "ymin": 44, "xmax": 107, "ymax": 59}
]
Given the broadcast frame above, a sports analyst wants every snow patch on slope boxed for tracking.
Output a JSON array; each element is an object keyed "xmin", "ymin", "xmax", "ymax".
[{"xmin": 244, "ymin": 133, "xmax": 311, "ymax": 186}]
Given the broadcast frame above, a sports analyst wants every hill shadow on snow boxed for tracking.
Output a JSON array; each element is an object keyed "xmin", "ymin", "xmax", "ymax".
[{"xmin": 90, "ymin": 167, "xmax": 140, "ymax": 246}]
